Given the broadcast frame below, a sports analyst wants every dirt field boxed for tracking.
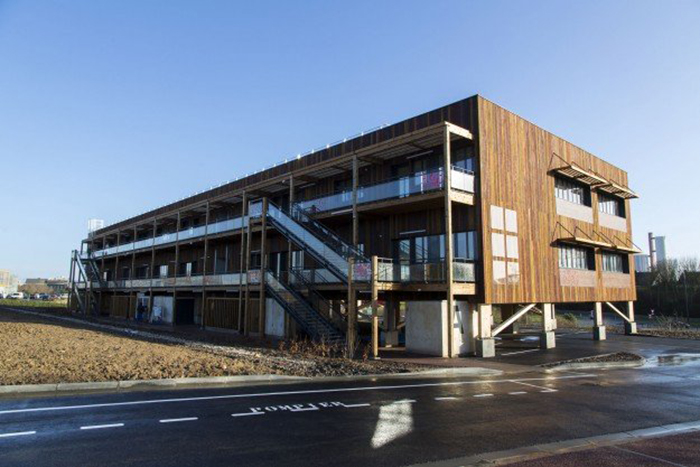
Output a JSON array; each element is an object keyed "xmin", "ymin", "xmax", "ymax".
[{"xmin": 0, "ymin": 307, "xmax": 427, "ymax": 385}]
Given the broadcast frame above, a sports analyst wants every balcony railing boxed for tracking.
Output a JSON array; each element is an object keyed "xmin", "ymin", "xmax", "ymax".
[
  {"xmin": 92, "ymin": 272, "xmax": 247, "ymax": 289},
  {"xmin": 92, "ymin": 216, "xmax": 248, "ymax": 258},
  {"xmin": 288, "ymin": 259, "xmax": 476, "ymax": 285},
  {"xmin": 297, "ymin": 166, "xmax": 476, "ymax": 215}
]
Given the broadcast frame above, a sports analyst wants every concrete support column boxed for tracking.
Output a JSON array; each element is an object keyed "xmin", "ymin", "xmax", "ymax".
[
  {"xmin": 540, "ymin": 303, "xmax": 556, "ymax": 349},
  {"xmin": 593, "ymin": 302, "xmax": 606, "ymax": 341},
  {"xmin": 383, "ymin": 297, "xmax": 399, "ymax": 347},
  {"xmin": 625, "ymin": 301, "xmax": 638, "ymax": 335},
  {"xmin": 476, "ymin": 304, "xmax": 495, "ymax": 358}
]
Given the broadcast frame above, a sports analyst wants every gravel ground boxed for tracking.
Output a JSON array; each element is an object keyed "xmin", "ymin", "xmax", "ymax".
[{"xmin": 0, "ymin": 307, "xmax": 431, "ymax": 385}]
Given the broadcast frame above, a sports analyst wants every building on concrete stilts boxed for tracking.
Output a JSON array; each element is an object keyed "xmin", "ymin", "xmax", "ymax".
[{"xmin": 69, "ymin": 95, "xmax": 639, "ymax": 358}]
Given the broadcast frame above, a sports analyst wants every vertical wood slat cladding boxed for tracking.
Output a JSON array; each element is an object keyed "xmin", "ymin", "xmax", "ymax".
[
  {"xmin": 205, "ymin": 298, "xmax": 240, "ymax": 330},
  {"xmin": 477, "ymin": 97, "xmax": 636, "ymax": 304}
]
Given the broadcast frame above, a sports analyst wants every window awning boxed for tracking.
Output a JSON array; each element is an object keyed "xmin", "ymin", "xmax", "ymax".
[
  {"xmin": 552, "ymin": 163, "xmax": 608, "ymax": 186},
  {"xmin": 612, "ymin": 244, "xmax": 642, "ymax": 254},
  {"xmin": 556, "ymin": 236, "xmax": 613, "ymax": 249},
  {"xmin": 597, "ymin": 181, "xmax": 639, "ymax": 199}
]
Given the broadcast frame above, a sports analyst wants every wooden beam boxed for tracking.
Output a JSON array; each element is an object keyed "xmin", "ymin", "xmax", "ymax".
[
  {"xmin": 258, "ymin": 198, "xmax": 268, "ymax": 336},
  {"xmin": 443, "ymin": 125, "xmax": 455, "ymax": 357},
  {"xmin": 238, "ymin": 191, "xmax": 247, "ymax": 333}
]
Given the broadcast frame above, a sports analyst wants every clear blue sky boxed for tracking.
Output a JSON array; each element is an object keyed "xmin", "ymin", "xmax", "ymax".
[{"xmin": 1, "ymin": 0, "xmax": 699, "ymax": 280}]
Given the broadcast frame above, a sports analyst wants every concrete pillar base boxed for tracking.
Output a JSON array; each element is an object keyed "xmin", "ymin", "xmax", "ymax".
[
  {"xmin": 625, "ymin": 321, "xmax": 638, "ymax": 335},
  {"xmin": 384, "ymin": 330, "xmax": 399, "ymax": 347},
  {"xmin": 476, "ymin": 338, "xmax": 495, "ymax": 358},
  {"xmin": 540, "ymin": 331, "xmax": 556, "ymax": 349},
  {"xmin": 593, "ymin": 326, "xmax": 607, "ymax": 341}
]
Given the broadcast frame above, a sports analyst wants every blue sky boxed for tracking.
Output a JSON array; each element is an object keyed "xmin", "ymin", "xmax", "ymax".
[{"xmin": 1, "ymin": 0, "xmax": 699, "ymax": 280}]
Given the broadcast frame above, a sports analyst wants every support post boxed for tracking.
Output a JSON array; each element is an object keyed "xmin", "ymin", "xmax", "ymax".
[
  {"xmin": 352, "ymin": 154, "xmax": 359, "ymax": 248},
  {"xmin": 346, "ymin": 257, "xmax": 356, "ymax": 358},
  {"xmin": 243, "ymin": 198, "xmax": 253, "ymax": 336},
  {"xmin": 371, "ymin": 255, "xmax": 379, "ymax": 359},
  {"xmin": 476, "ymin": 304, "xmax": 495, "ymax": 358},
  {"xmin": 540, "ymin": 303, "xmax": 556, "ymax": 349},
  {"xmin": 286, "ymin": 177, "xmax": 294, "ymax": 338},
  {"xmin": 201, "ymin": 202, "xmax": 210, "ymax": 329},
  {"xmin": 238, "ymin": 191, "xmax": 247, "ymax": 333},
  {"xmin": 148, "ymin": 218, "xmax": 156, "ymax": 320},
  {"xmin": 443, "ymin": 125, "xmax": 456, "ymax": 357},
  {"xmin": 593, "ymin": 302, "xmax": 606, "ymax": 340},
  {"xmin": 172, "ymin": 211, "xmax": 181, "ymax": 327},
  {"xmin": 258, "ymin": 198, "xmax": 268, "ymax": 336},
  {"xmin": 625, "ymin": 301, "xmax": 637, "ymax": 335}
]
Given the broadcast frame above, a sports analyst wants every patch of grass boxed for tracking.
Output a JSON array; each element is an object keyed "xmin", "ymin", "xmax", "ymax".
[{"xmin": 0, "ymin": 299, "xmax": 67, "ymax": 308}]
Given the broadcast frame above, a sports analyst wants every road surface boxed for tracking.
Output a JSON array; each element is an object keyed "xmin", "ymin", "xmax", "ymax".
[{"xmin": 1, "ymin": 347, "xmax": 700, "ymax": 467}]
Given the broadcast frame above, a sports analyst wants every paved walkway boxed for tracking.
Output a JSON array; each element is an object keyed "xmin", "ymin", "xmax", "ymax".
[{"xmin": 507, "ymin": 430, "xmax": 700, "ymax": 467}]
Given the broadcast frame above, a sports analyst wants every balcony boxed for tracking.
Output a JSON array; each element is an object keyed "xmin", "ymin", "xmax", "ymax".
[
  {"xmin": 297, "ymin": 166, "xmax": 475, "ymax": 215},
  {"xmin": 285, "ymin": 259, "xmax": 476, "ymax": 286},
  {"xmin": 92, "ymin": 216, "xmax": 247, "ymax": 259},
  {"xmin": 90, "ymin": 272, "xmax": 247, "ymax": 290}
]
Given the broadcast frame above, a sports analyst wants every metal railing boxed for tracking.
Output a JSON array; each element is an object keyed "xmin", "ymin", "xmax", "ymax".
[
  {"xmin": 298, "ymin": 167, "xmax": 447, "ymax": 215},
  {"xmin": 92, "ymin": 216, "xmax": 248, "ymax": 258}
]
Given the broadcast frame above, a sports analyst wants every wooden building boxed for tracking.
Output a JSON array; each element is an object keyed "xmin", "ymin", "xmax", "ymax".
[{"xmin": 69, "ymin": 95, "xmax": 639, "ymax": 357}]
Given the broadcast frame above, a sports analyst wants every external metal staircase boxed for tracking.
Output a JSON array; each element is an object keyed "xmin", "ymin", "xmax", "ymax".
[
  {"xmin": 265, "ymin": 270, "xmax": 344, "ymax": 344},
  {"xmin": 70, "ymin": 250, "xmax": 103, "ymax": 315},
  {"xmin": 249, "ymin": 199, "xmax": 369, "ymax": 343}
]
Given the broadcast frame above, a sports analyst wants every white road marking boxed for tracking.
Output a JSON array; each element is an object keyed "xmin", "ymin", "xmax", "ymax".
[
  {"xmin": 80, "ymin": 423, "xmax": 124, "ymax": 430},
  {"xmin": 500, "ymin": 349, "xmax": 540, "ymax": 356},
  {"xmin": 0, "ymin": 374, "xmax": 596, "ymax": 416},
  {"xmin": 393, "ymin": 399, "xmax": 417, "ymax": 404},
  {"xmin": 0, "ymin": 431, "xmax": 36, "ymax": 438},
  {"xmin": 511, "ymin": 380, "xmax": 558, "ymax": 393},
  {"xmin": 231, "ymin": 412, "xmax": 265, "ymax": 418},
  {"xmin": 159, "ymin": 417, "xmax": 198, "ymax": 423},
  {"xmin": 434, "ymin": 396, "xmax": 459, "ymax": 401},
  {"xmin": 508, "ymin": 391, "xmax": 527, "ymax": 395},
  {"xmin": 474, "ymin": 394, "xmax": 494, "ymax": 398},
  {"xmin": 341, "ymin": 403, "xmax": 371, "ymax": 408}
]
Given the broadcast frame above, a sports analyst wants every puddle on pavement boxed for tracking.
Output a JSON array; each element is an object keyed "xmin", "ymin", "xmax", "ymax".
[{"xmin": 649, "ymin": 353, "xmax": 700, "ymax": 367}]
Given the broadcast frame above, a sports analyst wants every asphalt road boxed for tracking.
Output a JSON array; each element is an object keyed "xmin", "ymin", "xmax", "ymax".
[{"xmin": 1, "ymin": 337, "xmax": 700, "ymax": 467}]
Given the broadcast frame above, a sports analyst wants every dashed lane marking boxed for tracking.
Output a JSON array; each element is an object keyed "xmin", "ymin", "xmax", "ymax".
[
  {"xmin": 159, "ymin": 417, "xmax": 198, "ymax": 423},
  {"xmin": 0, "ymin": 374, "xmax": 595, "ymax": 416},
  {"xmin": 511, "ymin": 380, "xmax": 558, "ymax": 393},
  {"xmin": 341, "ymin": 403, "xmax": 371, "ymax": 408},
  {"xmin": 508, "ymin": 391, "xmax": 527, "ymax": 395},
  {"xmin": 473, "ymin": 394, "xmax": 494, "ymax": 398},
  {"xmin": 231, "ymin": 412, "xmax": 265, "ymax": 418},
  {"xmin": 500, "ymin": 349, "xmax": 540, "ymax": 356},
  {"xmin": 434, "ymin": 397, "xmax": 460, "ymax": 401},
  {"xmin": 0, "ymin": 431, "xmax": 36, "ymax": 438},
  {"xmin": 80, "ymin": 423, "xmax": 124, "ymax": 430}
]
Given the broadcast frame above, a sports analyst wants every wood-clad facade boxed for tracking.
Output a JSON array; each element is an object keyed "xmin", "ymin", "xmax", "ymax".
[{"xmin": 70, "ymin": 95, "xmax": 638, "ymax": 358}]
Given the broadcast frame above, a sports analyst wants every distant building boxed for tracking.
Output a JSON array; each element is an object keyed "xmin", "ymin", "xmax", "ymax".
[
  {"xmin": 654, "ymin": 236, "xmax": 667, "ymax": 263},
  {"xmin": 0, "ymin": 269, "xmax": 20, "ymax": 295},
  {"xmin": 24, "ymin": 277, "xmax": 69, "ymax": 294},
  {"xmin": 88, "ymin": 219, "xmax": 105, "ymax": 234},
  {"xmin": 634, "ymin": 254, "xmax": 650, "ymax": 273}
]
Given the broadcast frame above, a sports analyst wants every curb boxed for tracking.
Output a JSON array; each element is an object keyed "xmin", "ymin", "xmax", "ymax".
[
  {"xmin": 0, "ymin": 367, "xmax": 503, "ymax": 396},
  {"xmin": 0, "ymin": 375, "xmax": 310, "ymax": 395},
  {"xmin": 408, "ymin": 419, "xmax": 700, "ymax": 466},
  {"xmin": 544, "ymin": 359, "xmax": 645, "ymax": 371}
]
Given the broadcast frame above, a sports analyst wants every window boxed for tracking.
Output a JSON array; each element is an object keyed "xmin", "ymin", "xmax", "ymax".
[
  {"xmin": 555, "ymin": 177, "xmax": 590, "ymax": 206},
  {"xmin": 158, "ymin": 265, "xmax": 168, "ymax": 278},
  {"xmin": 135, "ymin": 265, "xmax": 149, "ymax": 279},
  {"xmin": 453, "ymin": 231, "xmax": 478, "ymax": 260},
  {"xmin": 558, "ymin": 245, "xmax": 595, "ymax": 270},
  {"xmin": 121, "ymin": 267, "xmax": 130, "ymax": 279},
  {"xmin": 178, "ymin": 262, "xmax": 195, "ymax": 276},
  {"xmin": 602, "ymin": 252, "xmax": 628, "ymax": 273},
  {"xmin": 598, "ymin": 193, "xmax": 625, "ymax": 217}
]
